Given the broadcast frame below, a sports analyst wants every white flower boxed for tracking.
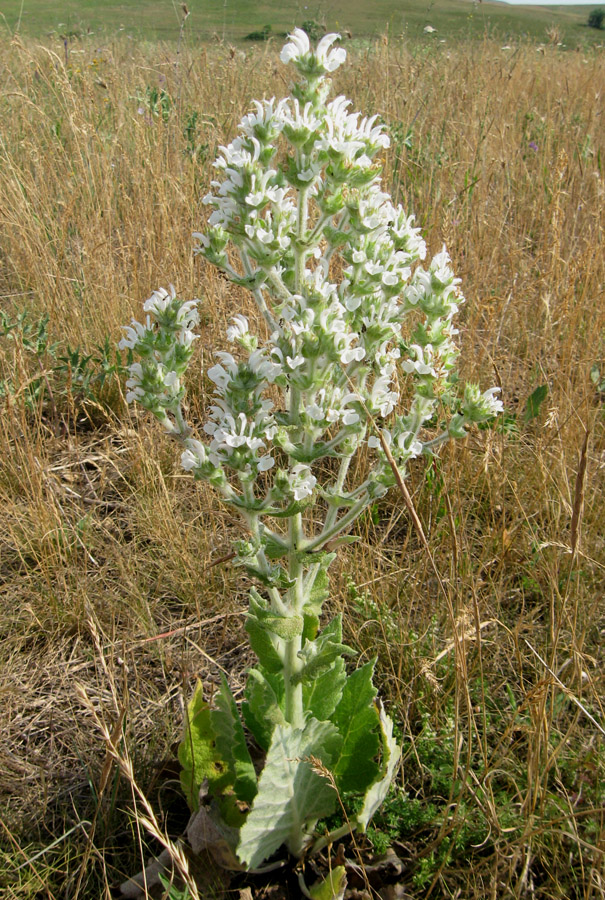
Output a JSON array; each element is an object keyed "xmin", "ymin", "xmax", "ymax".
[
  {"xmin": 298, "ymin": 165, "xmax": 320, "ymax": 182},
  {"xmin": 143, "ymin": 285, "xmax": 175, "ymax": 316},
  {"xmin": 316, "ymin": 33, "xmax": 347, "ymax": 72},
  {"xmin": 257, "ymin": 454, "xmax": 275, "ymax": 472},
  {"xmin": 381, "ymin": 271, "xmax": 399, "ymax": 287},
  {"xmin": 368, "ymin": 430, "xmax": 391, "ymax": 450},
  {"xmin": 396, "ymin": 431, "xmax": 423, "ymax": 458},
  {"xmin": 280, "ymin": 28, "xmax": 346, "ymax": 74},
  {"xmin": 482, "ymin": 387, "xmax": 504, "ymax": 416},
  {"xmin": 181, "ymin": 440, "xmax": 207, "ymax": 471},
  {"xmin": 431, "ymin": 246, "xmax": 457, "ymax": 286},
  {"xmin": 119, "ymin": 318, "xmax": 149, "ymax": 350},
  {"xmin": 226, "ymin": 315, "xmax": 249, "ymax": 343},
  {"xmin": 401, "ymin": 345, "xmax": 436, "ymax": 378},
  {"xmin": 280, "ymin": 28, "xmax": 310, "ymax": 64},
  {"xmin": 340, "ymin": 346, "xmax": 365, "ymax": 365},
  {"xmin": 207, "ymin": 363, "xmax": 233, "ymax": 391},
  {"xmin": 290, "ymin": 464, "xmax": 317, "ymax": 501},
  {"xmin": 370, "ymin": 375, "xmax": 398, "ymax": 417}
]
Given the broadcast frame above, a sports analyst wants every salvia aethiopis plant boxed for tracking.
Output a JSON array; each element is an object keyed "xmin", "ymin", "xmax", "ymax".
[{"xmin": 120, "ymin": 28, "xmax": 502, "ymax": 873}]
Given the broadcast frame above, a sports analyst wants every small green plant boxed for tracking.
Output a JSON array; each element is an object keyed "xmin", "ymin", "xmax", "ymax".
[
  {"xmin": 588, "ymin": 8, "xmax": 604, "ymax": 29},
  {"xmin": 0, "ymin": 309, "xmax": 129, "ymax": 413},
  {"xmin": 486, "ymin": 383, "xmax": 549, "ymax": 436},
  {"xmin": 182, "ymin": 111, "xmax": 210, "ymax": 163},
  {"xmin": 121, "ymin": 28, "xmax": 501, "ymax": 879},
  {"xmin": 244, "ymin": 24, "xmax": 272, "ymax": 41},
  {"xmin": 137, "ymin": 84, "xmax": 173, "ymax": 121},
  {"xmin": 302, "ymin": 19, "xmax": 325, "ymax": 42},
  {"xmin": 590, "ymin": 362, "xmax": 605, "ymax": 400}
]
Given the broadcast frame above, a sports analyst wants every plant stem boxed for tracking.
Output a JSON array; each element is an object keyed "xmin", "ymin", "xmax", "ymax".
[
  {"xmin": 303, "ymin": 492, "xmax": 373, "ymax": 553},
  {"xmin": 284, "ymin": 512, "xmax": 305, "ymax": 727}
]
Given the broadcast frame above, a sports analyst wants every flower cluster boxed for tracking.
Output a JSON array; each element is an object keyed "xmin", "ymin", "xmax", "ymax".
[
  {"xmin": 124, "ymin": 25, "xmax": 502, "ymax": 531},
  {"xmin": 119, "ymin": 286, "xmax": 199, "ymax": 433},
  {"xmin": 122, "ymin": 27, "xmax": 501, "ymax": 523}
]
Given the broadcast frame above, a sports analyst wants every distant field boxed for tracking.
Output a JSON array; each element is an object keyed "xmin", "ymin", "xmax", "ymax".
[{"xmin": 1, "ymin": 0, "xmax": 604, "ymax": 45}]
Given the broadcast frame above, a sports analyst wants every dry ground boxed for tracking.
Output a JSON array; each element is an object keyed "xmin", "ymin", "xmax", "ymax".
[{"xmin": 0, "ymin": 33, "xmax": 604, "ymax": 899}]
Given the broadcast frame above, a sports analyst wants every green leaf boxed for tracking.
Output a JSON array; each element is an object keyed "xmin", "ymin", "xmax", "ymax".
[
  {"xmin": 245, "ymin": 589, "xmax": 284, "ymax": 673},
  {"xmin": 248, "ymin": 587, "xmax": 304, "ymax": 640},
  {"xmin": 309, "ymin": 866, "xmax": 347, "ymax": 900},
  {"xmin": 305, "ymin": 565, "xmax": 330, "ymax": 615},
  {"xmin": 294, "ymin": 615, "xmax": 356, "ymax": 685},
  {"xmin": 270, "ymin": 499, "xmax": 310, "ymax": 518},
  {"xmin": 303, "ymin": 656, "xmax": 346, "ymax": 721},
  {"xmin": 263, "ymin": 535, "xmax": 289, "ymax": 559},
  {"xmin": 356, "ymin": 703, "xmax": 401, "ymax": 832},
  {"xmin": 242, "ymin": 667, "xmax": 285, "ymax": 751},
  {"xmin": 213, "ymin": 675, "xmax": 258, "ymax": 804},
  {"xmin": 331, "ymin": 661, "xmax": 381, "ymax": 793},
  {"xmin": 302, "ymin": 564, "xmax": 332, "ymax": 640},
  {"xmin": 178, "ymin": 682, "xmax": 231, "ymax": 811},
  {"xmin": 524, "ymin": 384, "xmax": 548, "ymax": 423},
  {"xmin": 236, "ymin": 718, "xmax": 341, "ymax": 869}
]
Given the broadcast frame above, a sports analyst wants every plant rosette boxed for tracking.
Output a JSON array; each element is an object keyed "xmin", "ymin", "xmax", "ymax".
[{"xmin": 119, "ymin": 27, "xmax": 502, "ymax": 881}]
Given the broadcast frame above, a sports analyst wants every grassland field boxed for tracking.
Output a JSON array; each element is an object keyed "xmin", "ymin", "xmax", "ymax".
[
  {"xmin": 0, "ymin": 8, "xmax": 604, "ymax": 900},
  {"xmin": 1, "ymin": 0, "xmax": 605, "ymax": 46}
]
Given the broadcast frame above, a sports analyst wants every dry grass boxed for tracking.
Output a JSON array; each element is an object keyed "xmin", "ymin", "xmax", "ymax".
[{"xmin": 0, "ymin": 31, "xmax": 604, "ymax": 899}]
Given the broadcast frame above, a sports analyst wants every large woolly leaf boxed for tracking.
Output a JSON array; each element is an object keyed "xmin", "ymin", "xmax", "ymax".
[
  {"xmin": 236, "ymin": 718, "xmax": 341, "ymax": 870},
  {"xmin": 303, "ymin": 656, "xmax": 346, "ymax": 721},
  {"xmin": 242, "ymin": 667, "xmax": 285, "ymax": 751},
  {"xmin": 213, "ymin": 675, "xmax": 258, "ymax": 804},
  {"xmin": 356, "ymin": 703, "xmax": 401, "ymax": 832},
  {"xmin": 294, "ymin": 615, "xmax": 356, "ymax": 684},
  {"xmin": 178, "ymin": 682, "xmax": 231, "ymax": 812},
  {"xmin": 331, "ymin": 661, "xmax": 380, "ymax": 793}
]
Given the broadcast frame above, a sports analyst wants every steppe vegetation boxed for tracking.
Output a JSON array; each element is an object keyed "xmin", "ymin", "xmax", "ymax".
[
  {"xmin": 2, "ymin": 0, "xmax": 605, "ymax": 47},
  {"xmin": 0, "ymin": 21, "xmax": 604, "ymax": 900}
]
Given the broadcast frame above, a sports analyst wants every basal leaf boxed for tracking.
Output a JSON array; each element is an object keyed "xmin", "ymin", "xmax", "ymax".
[
  {"xmin": 237, "ymin": 718, "xmax": 341, "ymax": 869},
  {"xmin": 178, "ymin": 681, "xmax": 231, "ymax": 812},
  {"xmin": 356, "ymin": 702, "xmax": 400, "ymax": 832},
  {"xmin": 309, "ymin": 866, "xmax": 347, "ymax": 900},
  {"xmin": 331, "ymin": 661, "xmax": 380, "ymax": 793},
  {"xmin": 213, "ymin": 675, "xmax": 258, "ymax": 804}
]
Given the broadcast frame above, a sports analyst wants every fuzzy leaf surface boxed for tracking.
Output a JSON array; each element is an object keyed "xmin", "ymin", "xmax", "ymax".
[
  {"xmin": 303, "ymin": 656, "xmax": 346, "ymax": 721},
  {"xmin": 242, "ymin": 667, "xmax": 285, "ymax": 751},
  {"xmin": 356, "ymin": 702, "xmax": 401, "ymax": 832},
  {"xmin": 213, "ymin": 675, "xmax": 258, "ymax": 804},
  {"xmin": 331, "ymin": 661, "xmax": 380, "ymax": 793},
  {"xmin": 178, "ymin": 681, "xmax": 230, "ymax": 811},
  {"xmin": 294, "ymin": 614, "xmax": 356, "ymax": 684},
  {"xmin": 245, "ymin": 589, "xmax": 284, "ymax": 673},
  {"xmin": 236, "ymin": 718, "xmax": 341, "ymax": 869}
]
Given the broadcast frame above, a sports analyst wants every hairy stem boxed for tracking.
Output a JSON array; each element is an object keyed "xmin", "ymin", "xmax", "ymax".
[{"xmin": 284, "ymin": 512, "xmax": 305, "ymax": 727}]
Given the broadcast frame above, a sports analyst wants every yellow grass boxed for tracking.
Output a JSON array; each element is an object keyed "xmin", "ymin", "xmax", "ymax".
[{"xmin": 0, "ymin": 31, "xmax": 603, "ymax": 899}]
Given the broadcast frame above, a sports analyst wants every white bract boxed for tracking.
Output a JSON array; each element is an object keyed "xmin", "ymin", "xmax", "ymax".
[{"xmin": 121, "ymin": 29, "xmax": 501, "ymax": 875}]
